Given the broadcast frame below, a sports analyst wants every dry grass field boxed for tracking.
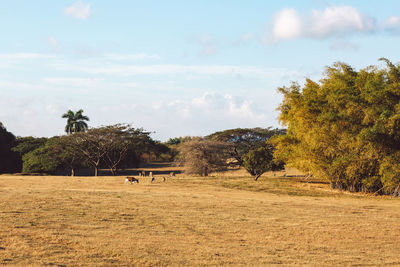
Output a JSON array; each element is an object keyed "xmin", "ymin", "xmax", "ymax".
[{"xmin": 1, "ymin": 170, "xmax": 400, "ymax": 266}]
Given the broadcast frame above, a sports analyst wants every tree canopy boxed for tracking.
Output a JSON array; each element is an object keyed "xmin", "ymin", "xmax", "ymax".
[
  {"xmin": 274, "ymin": 59, "xmax": 400, "ymax": 194},
  {"xmin": 242, "ymin": 145, "xmax": 284, "ymax": 181},
  {"xmin": 72, "ymin": 124, "xmax": 154, "ymax": 176},
  {"xmin": 207, "ymin": 127, "xmax": 285, "ymax": 166}
]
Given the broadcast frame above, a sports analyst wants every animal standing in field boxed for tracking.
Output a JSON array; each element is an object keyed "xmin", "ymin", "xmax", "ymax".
[
  {"xmin": 125, "ymin": 177, "xmax": 139, "ymax": 184},
  {"xmin": 151, "ymin": 176, "xmax": 155, "ymax": 183},
  {"xmin": 169, "ymin": 172, "xmax": 175, "ymax": 177}
]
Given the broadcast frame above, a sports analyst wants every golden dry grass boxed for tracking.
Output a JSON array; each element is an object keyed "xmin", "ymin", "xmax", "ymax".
[{"xmin": 1, "ymin": 172, "xmax": 400, "ymax": 266}]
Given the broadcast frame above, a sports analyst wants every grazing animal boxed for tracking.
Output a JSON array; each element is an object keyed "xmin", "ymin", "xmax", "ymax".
[
  {"xmin": 169, "ymin": 172, "xmax": 175, "ymax": 177},
  {"xmin": 151, "ymin": 176, "xmax": 155, "ymax": 183},
  {"xmin": 125, "ymin": 176, "xmax": 139, "ymax": 184},
  {"xmin": 163, "ymin": 177, "xmax": 166, "ymax": 182}
]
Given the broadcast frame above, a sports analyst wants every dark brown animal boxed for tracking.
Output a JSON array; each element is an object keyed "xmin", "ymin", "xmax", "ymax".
[{"xmin": 125, "ymin": 176, "xmax": 139, "ymax": 184}]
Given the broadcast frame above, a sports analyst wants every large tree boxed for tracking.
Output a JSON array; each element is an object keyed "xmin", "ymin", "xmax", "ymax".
[
  {"xmin": 72, "ymin": 124, "xmax": 152, "ymax": 176},
  {"xmin": 62, "ymin": 109, "xmax": 89, "ymax": 134},
  {"xmin": 48, "ymin": 136, "xmax": 87, "ymax": 176},
  {"xmin": 275, "ymin": 59, "xmax": 400, "ymax": 194},
  {"xmin": 207, "ymin": 128, "xmax": 285, "ymax": 167},
  {"xmin": 101, "ymin": 125, "xmax": 153, "ymax": 175}
]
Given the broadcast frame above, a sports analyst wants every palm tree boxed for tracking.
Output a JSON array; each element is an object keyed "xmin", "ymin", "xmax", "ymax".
[{"xmin": 62, "ymin": 109, "xmax": 90, "ymax": 134}]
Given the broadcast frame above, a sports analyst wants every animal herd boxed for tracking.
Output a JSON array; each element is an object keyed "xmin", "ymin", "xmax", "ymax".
[{"xmin": 124, "ymin": 171, "xmax": 175, "ymax": 184}]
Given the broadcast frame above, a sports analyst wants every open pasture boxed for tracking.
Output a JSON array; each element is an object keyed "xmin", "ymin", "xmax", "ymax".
[{"xmin": 0, "ymin": 173, "xmax": 400, "ymax": 266}]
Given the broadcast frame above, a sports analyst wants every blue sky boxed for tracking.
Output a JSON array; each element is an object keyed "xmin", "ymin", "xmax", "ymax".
[{"xmin": 1, "ymin": 1, "xmax": 400, "ymax": 140}]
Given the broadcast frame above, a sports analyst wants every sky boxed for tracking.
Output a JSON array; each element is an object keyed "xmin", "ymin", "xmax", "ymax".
[{"xmin": 1, "ymin": 0, "xmax": 400, "ymax": 141}]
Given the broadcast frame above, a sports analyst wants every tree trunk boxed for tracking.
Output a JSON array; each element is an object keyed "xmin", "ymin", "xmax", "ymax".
[
  {"xmin": 254, "ymin": 174, "xmax": 261, "ymax": 181},
  {"xmin": 71, "ymin": 168, "xmax": 75, "ymax": 177},
  {"xmin": 94, "ymin": 167, "xmax": 98, "ymax": 176}
]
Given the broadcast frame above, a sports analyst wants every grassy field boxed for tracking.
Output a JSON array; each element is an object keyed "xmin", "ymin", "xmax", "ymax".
[{"xmin": 1, "ymin": 170, "xmax": 400, "ymax": 266}]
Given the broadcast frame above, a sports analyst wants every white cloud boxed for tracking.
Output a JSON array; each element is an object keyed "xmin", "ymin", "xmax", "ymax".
[
  {"xmin": 272, "ymin": 8, "xmax": 303, "ymax": 41},
  {"xmin": 65, "ymin": 1, "xmax": 91, "ymax": 20},
  {"xmin": 382, "ymin": 16, "xmax": 400, "ymax": 33},
  {"xmin": 308, "ymin": 6, "xmax": 374, "ymax": 38},
  {"xmin": 268, "ymin": 5, "xmax": 375, "ymax": 42}
]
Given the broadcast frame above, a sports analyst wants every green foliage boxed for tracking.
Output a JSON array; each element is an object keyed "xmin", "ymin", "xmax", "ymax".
[
  {"xmin": 62, "ymin": 109, "xmax": 89, "ymax": 134},
  {"xmin": 243, "ymin": 145, "xmax": 284, "ymax": 181},
  {"xmin": 47, "ymin": 136, "xmax": 88, "ymax": 176},
  {"xmin": 22, "ymin": 144, "xmax": 59, "ymax": 174},
  {"xmin": 11, "ymin": 136, "xmax": 48, "ymax": 172},
  {"xmin": 12, "ymin": 136, "xmax": 48, "ymax": 156},
  {"xmin": 275, "ymin": 59, "xmax": 400, "ymax": 194},
  {"xmin": 166, "ymin": 137, "xmax": 182, "ymax": 145}
]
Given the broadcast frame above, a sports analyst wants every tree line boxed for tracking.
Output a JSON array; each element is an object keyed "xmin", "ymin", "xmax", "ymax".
[
  {"xmin": 0, "ymin": 109, "xmax": 170, "ymax": 176},
  {"xmin": 0, "ymin": 123, "xmax": 169, "ymax": 176},
  {"xmin": 0, "ymin": 117, "xmax": 285, "ymax": 179}
]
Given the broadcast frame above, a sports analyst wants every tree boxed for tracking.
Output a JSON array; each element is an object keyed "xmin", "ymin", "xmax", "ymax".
[
  {"xmin": 48, "ymin": 136, "xmax": 87, "ymax": 176},
  {"xmin": 22, "ymin": 144, "xmax": 59, "ymax": 174},
  {"xmin": 12, "ymin": 136, "xmax": 48, "ymax": 172},
  {"xmin": 101, "ymin": 125, "xmax": 152, "ymax": 175},
  {"xmin": 0, "ymin": 122, "xmax": 19, "ymax": 173},
  {"xmin": 275, "ymin": 59, "xmax": 400, "ymax": 194},
  {"xmin": 72, "ymin": 124, "xmax": 153, "ymax": 176},
  {"xmin": 149, "ymin": 141, "xmax": 171, "ymax": 162},
  {"xmin": 177, "ymin": 138, "xmax": 231, "ymax": 176},
  {"xmin": 12, "ymin": 136, "xmax": 48, "ymax": 156},
  {"xmin": 207, "ymin": 128, "xmax": 286, "ymax": 167},
  {"xmin": 242, "ymin": 145, "xmax": 283, "ymax": 181},
  {"xmin": 62, "ymin": 109, "xmax": 89, "ymax": 134}
]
